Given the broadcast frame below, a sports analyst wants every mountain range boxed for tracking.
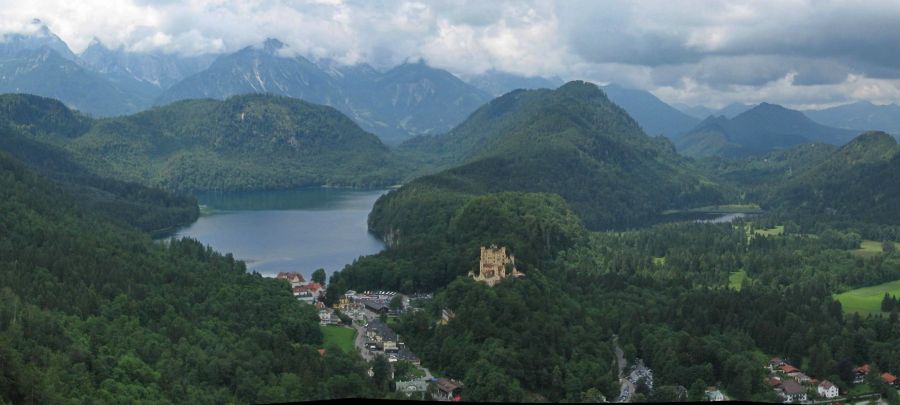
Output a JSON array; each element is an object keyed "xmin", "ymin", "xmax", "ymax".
[
  {"xmin": 375, "ymin": 81, "xmax": 725, "ymax": 235},
  {"xmin": 465, "ymin": 70, "xmax": 564, "ymax": 97},
  {"xmin": 600, "ymin": 84, "xmax": 700, "ymax": 138},
  {"xmin": 674, "ymin": 102, "xmax": 860, "ymax": 157},
  {"xmin": 804, "ymin": 101, "xmax": 900, "ymax": 137},
  {"xmin": 0, "ymin": 93, "xmax": 401, "ymax": 193}
]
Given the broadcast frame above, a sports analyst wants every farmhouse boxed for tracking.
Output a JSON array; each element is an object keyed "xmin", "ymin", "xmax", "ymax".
[
  {"xmin": 883, "ymin": 372, "xmax": 898, "ymax": 386},
  {"xmin": 853, "ymin": 364, "xmax": 871, "ymax": 384},
  {"xmin": 817, "ymin": 380, "xmax": 839, "ymax": 399}
]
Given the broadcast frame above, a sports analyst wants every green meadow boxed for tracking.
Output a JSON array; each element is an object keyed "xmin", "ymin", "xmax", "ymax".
[
  {"xmin": 729, "ymin": 271, "xmax": 748, "ymax": 291},
  {"xmin": 851, "ymin": 240, "xmax": 900, "ymax": 258},
  {"xmin": 834, "ymin": 279, "xmax": 900, "ymax": 315},
  {"xmin": 320, "ymin": 325, "xmax": 356, "ymax": 354}
]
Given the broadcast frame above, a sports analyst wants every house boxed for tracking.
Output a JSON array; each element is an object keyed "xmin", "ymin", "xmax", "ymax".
[
  {"xmin": 781, "ymin": 380, "xmax": 807, "ymax": 403},
  {"xmin": 781, "ymin": 364, "xmax": 800, "ymax": 374},
  {"xmin": 437, "ymin": 308, "xmax": 456, "ymax": 326},
  {"xmin": 432, "ymin": 378, "xmax": 463, "ymax": 402},
  {"xmin": 365, "ymin": 319, "xmax": 400, "ymax": 353},
  {"xmin": 767, "ymin": 377, "xmax": 783, "ymax": 388},
  {"xmin": 393, "ymin": 347, "xmax": 420, "ymax": 365},
  {"xmin": 853, "ymin": 364, "xmax": 870, "ymax": 384},
  {"xmin": 294, "ymin": 282, "xmax": 324, "ymax": 304},
  {"xmin": 276, "ymin": 272, "xmax": 305, "ymax": 287},
  {"xmin": 396, "ymin": 380, "xmax": 428, "ymax": 400},
  {"xmin": 817, "ymin": 380, "xmax": 839, "ymax": 399},
  {"xmin": 705, "ymin": 387, "xmax": 725, "ymax": 401},
  {"xmin": 882, "ymin": 372, "xmax": 898, "ymax": 386},
  {"xmin": 318, "ymin": 308, "xmax": 339, "ymax": 325},
  {"xmin": 769, "ymin": 357, "xmax": 785, "ymax": 372},
  {"xmin": 792, "ymin": 372, "xmax": 811, "ymax": 384},
  {"xmin": 359, "ymin": 298, "xmax": 390, "ymax": 315}
]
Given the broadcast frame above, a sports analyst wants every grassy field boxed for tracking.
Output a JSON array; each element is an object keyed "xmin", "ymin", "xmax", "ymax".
[
  {"xmin": 729, "ymin": 271, "xmax": 748, "ymax": 291},
  {"xmin": 754, "ymin": 225, "xmax": 784, "ymax": 237},
  {"xmin": 852, "ymin": 240, "xmax": 900, "ymax": 258},
  {"xmin": 834, "ymin": 279, "xmax": 900, "ymax": 315},
  {"xmin": 320, "ymin": 325, "xmax": 356, "ymax": 354}
]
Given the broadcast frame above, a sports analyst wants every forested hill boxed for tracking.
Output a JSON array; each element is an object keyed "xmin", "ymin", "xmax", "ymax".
[
  {"xmin": 0, "ymin": 94, "xmax": 198, "ymax": 234},
  {"xmin": 1, "ymin": 93, "xmax": 403, "ymax": 192},
  {"xmin": 382, "ymin": 81, "xmax": 725, "ymax": 233},
  {"xmin": 770, "ymin": 131, "xmax": 900, "ymax": 224},
  {"xmin": 0, "ymin": 152, "xmax": 376, "ymax": 402}
]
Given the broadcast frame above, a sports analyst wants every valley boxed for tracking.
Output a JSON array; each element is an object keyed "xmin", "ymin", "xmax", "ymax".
[{"xmin": 1, "ymin": 7, "xmax": 900, "ymax": 403}]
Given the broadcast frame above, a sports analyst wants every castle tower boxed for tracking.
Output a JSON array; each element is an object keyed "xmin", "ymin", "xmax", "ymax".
[{"xmin": 469, "ymin": 244, "xmax": 523, "ymax": 287}]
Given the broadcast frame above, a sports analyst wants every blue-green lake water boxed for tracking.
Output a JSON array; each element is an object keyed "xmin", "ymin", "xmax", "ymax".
[{"xmin": 173, "ymin": 188, "xmax": 387, "ymax": 279}]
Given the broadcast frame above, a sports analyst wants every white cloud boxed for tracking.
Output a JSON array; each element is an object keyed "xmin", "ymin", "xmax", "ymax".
[{"xmin": 1, "ymin": 0, "xmax": 900, "ymax": 106}]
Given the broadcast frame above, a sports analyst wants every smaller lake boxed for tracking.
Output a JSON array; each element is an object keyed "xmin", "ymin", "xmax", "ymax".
[{"xmin": 172, "ymin": 188, "xmax": 387, "ymax": 280}]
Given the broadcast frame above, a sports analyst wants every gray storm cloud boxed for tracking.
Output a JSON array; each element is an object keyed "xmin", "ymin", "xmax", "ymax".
[{"xmin": 2, "ymin": 0, "xmax": 900, "ymax": 108}]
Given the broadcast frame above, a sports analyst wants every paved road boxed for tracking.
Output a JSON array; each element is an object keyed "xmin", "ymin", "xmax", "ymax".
[
  {"xmin": 350, "ymin": 310, "xmax": 434, "ymax": 383},
  {"xmin": 612, "ymin": 335, "xmax": 634, "ymax": 403}
]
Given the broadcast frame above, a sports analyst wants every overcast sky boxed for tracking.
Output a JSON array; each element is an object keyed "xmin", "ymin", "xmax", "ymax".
[{"xmin": 3, "ymin": 0, "xmax": 900, "ymax": 109}]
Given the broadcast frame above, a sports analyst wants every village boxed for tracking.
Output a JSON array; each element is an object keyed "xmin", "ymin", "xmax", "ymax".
[
  {"xmin": 273, "ymin": 269, "xmax": 464, "ymax": 401},
  {"xmin": 266, "ymin": 245, "xmax": 529, "ymax": 401},
  {"xmin": 275, "ymin": 245, "xmax": 900, "ymax": 404},
  {"xmin": 753, "ymin": 357, "xmax": 899, "ymax": 404}
]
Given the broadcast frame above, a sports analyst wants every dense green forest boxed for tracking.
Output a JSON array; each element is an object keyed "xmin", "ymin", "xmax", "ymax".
[
  {"xmin": 3, "ymin": 76, "xmax": 900, "ymax": 404},
  {"xmin": 381, "ymin": 81, "xmax": 727, "ymax": 233},
  {"xmin": 698, "ymin": 131, "xmax": 900, "ymax": 225},
  {"xmin": 0, "ymin": 95, "xmax": 198, "ymax": 233},
  {"xmin": 0, "ymin": 93, "xmax": 403, "ymax": 193},
  {"xmin": 0, "ymin": 152, "xmax": 383, "ymax": 402},
  {"xmin": 325, "ymin": 87, "xmax": 900, "ymax": 402}
]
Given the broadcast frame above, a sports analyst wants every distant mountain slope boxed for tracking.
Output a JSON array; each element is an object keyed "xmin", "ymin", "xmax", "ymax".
[
  {"xmin": 675, "ymin": 103, "xmax": 859, "ymax": 157},
  {"xmin": 600, "ymin": 84, "xmax": 700, "ymax": 138},
  {"xmin": 156, "ymin": 40, "xmax": 490, "ymax": 143},
  {"xmin": 0, "ymin": 47, "xmax": 156, "ymax": 116},
  {"xmin": 770, "ymin": 131, "xmax": 900, "ymax": 224},
  {"xmin": 804, "ymin": 101, "xmax": 900, "ymax": 137},
  {"xmin": 466, "ymin": 70, "xmax": 564, "ymax": 96},
  {"xmin": 679, "ymin": 102, "xmax": 755, "ymax": 119},
  {"xmin": 375, "ymin": 81, "xmax": 724, "ymax": 234},
  {"xmin": 0, "ymin": 20, "xmax": 78, "ymax": 62},
  {"xmin": 66, "ymin": 94, "xmax": 401, "ymax": 191},
  {"xmin": 79, "ymin": 39, "xmax": 215, "ymax": 90},
  {"xmin": 0, "ymin": 93, "xmax": 400, "ymax": 192},
  {"xmin": 0, "ymin": 94, "xmax": 198, "ymax": 233}
]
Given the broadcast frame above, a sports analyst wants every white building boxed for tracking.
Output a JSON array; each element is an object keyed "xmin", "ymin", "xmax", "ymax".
[{"xmin": 817, "ymin": 380, "xmax": 839, "ymax": 399}]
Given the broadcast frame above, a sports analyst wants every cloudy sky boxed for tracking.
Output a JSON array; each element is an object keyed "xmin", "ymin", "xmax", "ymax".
[{"xmin": 3, "ymin": 0, "xmax": 900, "ymax": 109}]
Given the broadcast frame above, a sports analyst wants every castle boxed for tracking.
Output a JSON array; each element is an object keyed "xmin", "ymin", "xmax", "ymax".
[{"xmin": 469, "ymin": 245, "xmax": 524, "ymax": 287}]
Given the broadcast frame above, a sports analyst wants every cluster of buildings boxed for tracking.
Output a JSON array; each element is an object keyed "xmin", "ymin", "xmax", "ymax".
[
  {"xmin": 850, "ymin": 364, "xmax": 899, "ymax": 388},
  {"xmin": 766, "ymin": 358, "xmax": 835, "ymax": 402},
  {"xmin": 364, "ymin": 319, "xmax": 420, "ymax": 365},
  {"xmin": 274, "ymin": 272, "xmax": 325, "ymax": 304}
]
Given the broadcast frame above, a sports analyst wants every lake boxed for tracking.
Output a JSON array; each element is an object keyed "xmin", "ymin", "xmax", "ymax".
[{"xmin": 172, "ymin": 188, "xmax": 387, "ymax": 280}]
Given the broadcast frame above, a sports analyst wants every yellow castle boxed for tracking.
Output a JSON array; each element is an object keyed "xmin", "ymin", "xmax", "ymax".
[{"xmin": 469, "ymin": 245, "xmax": 524, "ymax": 287}]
